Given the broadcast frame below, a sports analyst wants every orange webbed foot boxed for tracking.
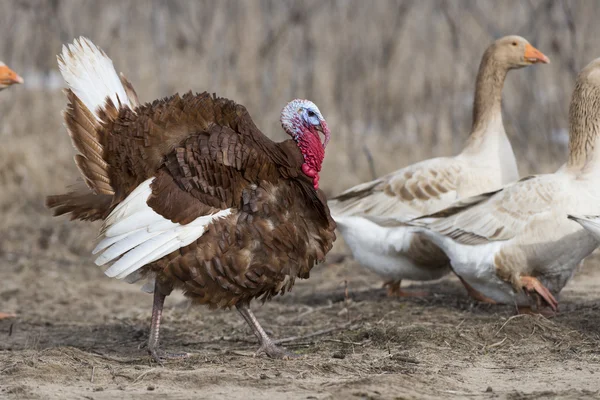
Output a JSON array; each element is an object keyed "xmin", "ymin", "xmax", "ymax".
[{"xmin": 519, "ymin": 276, "xmax": 558, "ymax": 313}]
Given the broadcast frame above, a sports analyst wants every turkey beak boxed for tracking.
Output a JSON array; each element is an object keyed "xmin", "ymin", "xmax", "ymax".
[
  {"xmin": 524, "ymin": 43, "xmax": 550, "ymax": 64},
  {"xmin": 315, "ymin": 120, "xmax": 330, "ymax": 149}
]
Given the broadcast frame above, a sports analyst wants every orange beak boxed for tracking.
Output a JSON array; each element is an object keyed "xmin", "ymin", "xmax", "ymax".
[
  {"xmin": 524, "ymin": 43, "xmax": 550, "ymax": 64},
  {"xmin": 0, "ymin": 64, "xmax": 24, "ymax": 86}
]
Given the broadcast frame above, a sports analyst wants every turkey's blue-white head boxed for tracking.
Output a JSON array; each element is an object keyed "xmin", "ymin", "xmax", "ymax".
[{"xmin": 280, "ymin": 99, "xmax": 330, "ymax": 189}]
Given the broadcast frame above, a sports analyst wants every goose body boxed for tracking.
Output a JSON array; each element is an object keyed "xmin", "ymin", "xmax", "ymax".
[
  {"xmin": 407, "ymin": 59, "xmax": 600, "ymax": 312},
  {"xmin": 329, "ymin": 36, "xmax": 549, "ymax": 296},
  {"xmin": 417, "ymin": 172, "xmax": 600, "ymax": 307}
]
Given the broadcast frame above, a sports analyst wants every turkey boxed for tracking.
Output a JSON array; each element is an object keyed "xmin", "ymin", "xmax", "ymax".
[
  {"xmin": 0, "ymin": 61, "xmax": 23, "ymax": 321},
  {"xmin": 46, "ymin": 37, "xmax": 336, "ymax": 361}
]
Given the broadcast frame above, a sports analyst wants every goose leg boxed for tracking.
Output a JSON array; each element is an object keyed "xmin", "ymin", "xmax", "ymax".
[
  {"xmin": 147, "ymin": 285, "xmax": 188, "ymax": 364},
  {"xmin": 383, "ymin": 280, "xmax": 428, "ymax": 297},
  {"xmin": 236, "ymin": 302, "xmax": 297, "ymax": 359},
  {"xmin": 457, "ymin": 276, "xmax": 497, "ymax": 304}
]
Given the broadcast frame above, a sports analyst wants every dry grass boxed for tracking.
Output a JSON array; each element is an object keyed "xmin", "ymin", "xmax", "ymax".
[{"xmin": 2, "ymin": 0, "xmax": 599, "ymax": 209}]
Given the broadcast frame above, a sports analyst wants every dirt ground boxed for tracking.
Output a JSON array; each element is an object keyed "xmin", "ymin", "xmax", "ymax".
[{"xmin": 2, "ymin": 211, "xmax": 600, "ymax": 400}]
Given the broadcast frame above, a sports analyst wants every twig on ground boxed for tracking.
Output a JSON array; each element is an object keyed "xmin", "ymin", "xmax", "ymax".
[
  {"xmin": 90, "ymin": 365, "xmax": 95, "ymax": 383},
  {"xmin": 442, "ymin": 390, "xmax": 479, "ymax": 396},
  {"xmin": 344, "ymin": 280, "xmax": 350, "ymax": 322},
  {"xmin": 132, "ymin": 368, "xmax": 157, "ymax": 384},
  {"xmin": 292, "ymin": 303, "xmax": 334, "ymax": 321},
  {"xmin": 90, "ymin": 351, "xmax": 145, "ymax": 364},
  {"xmin": 322, "ymin": 338, "xmax": 365, "ymax": 346},
  {"xmin": 495, "ymin": 314, "xmax": 528, "ymax": 336},
  {"xmin": 273, "ymin": 321, "xmax": 358, "ymax": 345},
  {"xmin": 486, "ymin": 336, "xmax": 507, "ymax": 349}
]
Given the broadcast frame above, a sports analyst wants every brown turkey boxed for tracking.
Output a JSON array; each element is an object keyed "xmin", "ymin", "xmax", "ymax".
[{"xmin": 46, "ymin": 37, "xmax": 336, "ymax": 361}]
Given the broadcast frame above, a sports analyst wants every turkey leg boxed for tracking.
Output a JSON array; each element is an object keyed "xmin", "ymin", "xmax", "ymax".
[
  {"xmin": 236, "ymin": 302, "xmax": 297, "ymax": 359},
  {"xmin": 147, "ymin": 285, "xmax": 188, "ymax": 363}
]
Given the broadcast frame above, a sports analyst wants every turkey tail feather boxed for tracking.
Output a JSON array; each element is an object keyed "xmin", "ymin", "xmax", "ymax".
[
  {"xmin": 48, "ymin": 36, "xmax": 143, "ymax": 218},
  {"xmin": 55, "ymin": 36, "xmax": 140, "ymax": 200},
  {"xmin": 57, "ymin": 36, "xmax": 135, "ymax": 118},
  {"xmin": 46, "ymin": 184, "xmax": 113, "ymax": 221},
  {"xmin": 63, "ymin": 89, "xmax": 113, "ymax": 195}
]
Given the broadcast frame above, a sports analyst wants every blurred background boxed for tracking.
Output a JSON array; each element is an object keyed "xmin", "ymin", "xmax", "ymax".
[{"xmin": 0, "ymin": 0, "xmax": 597, "ymax": 257}]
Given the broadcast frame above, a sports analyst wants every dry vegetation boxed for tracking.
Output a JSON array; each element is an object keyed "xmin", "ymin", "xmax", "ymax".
[{"xmin": 2, "ymin": 1, "xmax": 600, "ymax": 399}]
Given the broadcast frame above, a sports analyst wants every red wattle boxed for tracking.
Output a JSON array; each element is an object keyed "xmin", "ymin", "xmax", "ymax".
[{"xmin": 297, "ymin": 126, "xmax": 325, "ymax": 190}]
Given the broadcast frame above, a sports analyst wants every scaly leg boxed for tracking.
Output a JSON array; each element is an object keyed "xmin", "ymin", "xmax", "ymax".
[
  {"xmin": 236, "ymin": 302, "xmax": 297, "ymax": 359},
  {"xmin": 519, "ymin": 276, "xmax": 558, "ymax": 313},
  {"xmin": 383, "ymin": 280, "xmax": 428, "ymax": 297},
  {"xmin": 147, "ymin": 286, "xmax": 188, "ymax": 364},
  {"xmin": 457, "ymin": 276, "xmax": 497, "ymax": 304}
]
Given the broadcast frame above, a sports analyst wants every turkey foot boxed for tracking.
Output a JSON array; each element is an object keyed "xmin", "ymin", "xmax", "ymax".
[
  {"xmin": 256, "ymin": 341, "xmax": 299, "ymax": 360},
  {"xmin": 458, "ymin": 276, "xmax": 497, "ymax": 304},
  {"xmin": 519, "ymin": 276, "xmax": 558, "ymax": 312},
  {"xmin": 383, "ymin": 281, "xmax": 428, "ymax": 297},
  {"xmin": 149, "ymin": 348, "xmax": 189, "ymax": 364},
  {"xmin": 236, "ymin": 302, "xmax": 298, "ymax": 359}
]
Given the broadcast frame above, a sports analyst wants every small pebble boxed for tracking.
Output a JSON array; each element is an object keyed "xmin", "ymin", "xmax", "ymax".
[
  {"xmin": 260, "ymin": 374, "xmax": 268, "ymax": 380},
  {"xmin": 332, "ymin": 352, "xmax": 346, "ymax": 359},
  {"xmin": 147, "ymin": 385, "xmax": 155, "ymax": 391},
  {"xmin": 486, "ymin": 386, "xmax": 493, "ymax": 393}
]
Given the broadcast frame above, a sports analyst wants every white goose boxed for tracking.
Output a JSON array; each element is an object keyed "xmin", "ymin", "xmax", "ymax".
[
  {"xmin": 329, "ymin": 36, "xmax": 549, "ymax": 296},
  {"xmin": 406, "ymin": 58, "xmax": 600, "ymax": 313}
]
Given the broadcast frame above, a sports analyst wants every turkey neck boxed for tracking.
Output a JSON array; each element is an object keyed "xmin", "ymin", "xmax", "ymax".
[{"xmin": 462, "ymin": 50, "xmax": 510, "ymax": 156}]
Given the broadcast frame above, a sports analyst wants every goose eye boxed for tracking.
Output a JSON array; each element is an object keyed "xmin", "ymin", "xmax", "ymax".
[
  {"xmin": 512, "ymin": 42, "xmax": 517, "ymax": 46},
  {"xmin": 308, "ymin": 110, "xmax": 316, "ymax": 117}
]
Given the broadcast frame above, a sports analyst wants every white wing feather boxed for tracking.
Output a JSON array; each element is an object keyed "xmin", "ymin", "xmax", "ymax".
[
  {"xmin": 568, "ymin": 215, "xmax": 600, "ymax": 241},
  {"xmin": 94, "ymin": 178, "xmax": 232, "ymax": 280}
]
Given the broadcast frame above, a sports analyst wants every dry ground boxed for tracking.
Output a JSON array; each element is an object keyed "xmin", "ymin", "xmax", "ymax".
[{"xmin": 3, "ymin": 223, "xmax": 600, "ymax": 399}]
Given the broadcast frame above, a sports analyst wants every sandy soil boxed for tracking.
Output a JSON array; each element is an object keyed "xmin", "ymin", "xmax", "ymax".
[{"xmin": 2, "ymin": 212, "xmax": 600, "ymax": 400}]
